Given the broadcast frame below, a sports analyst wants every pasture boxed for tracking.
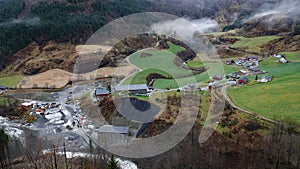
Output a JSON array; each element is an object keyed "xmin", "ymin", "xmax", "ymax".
[
  {"xmin": 0, "ymin": 75, "xmax": 23, "ymax": 88},
  {"xmin": 230, "ymin": 36, "xmax": 280, "ymax": 53},
  {"xmin": 228, "ymin": 61, "xmax": 300, "ymax": 124}
]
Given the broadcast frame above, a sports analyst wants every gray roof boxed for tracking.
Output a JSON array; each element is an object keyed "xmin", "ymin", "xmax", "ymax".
[
  {"xmin": 0, "ymin": 86, "xmax": 8, "ymax": 90},
  {"xmin": 95, "ymin": 88, "xmax": 110, "ymax": 95},
  {"xmin": 239, "ymin": 77, "xmax": 249, "ymax": 81},
  {"xmin": 114, "ymin": 84, "xmax": 148, "ymax": 91},
  {"xmin": 98, "ymin": 125, "xmax": 129, "ymax": 134},
  {"xmin": 248, "ymin": 56, "xmax": 258, "ymax": 59}
]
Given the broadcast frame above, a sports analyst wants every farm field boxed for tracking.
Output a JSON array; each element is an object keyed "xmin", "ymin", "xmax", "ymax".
[
  {"xmin": 123, "ymin": 42, "xmax": 205, "ymax": 88},
  {"xmin": 128, "ymin": 44, "xmax": 192, "ymax": 78},
  {"xmin": 124, "ymin": 40, "xmax": 241, "ymax": 89},
  {"xmin": 154, "ymin": 63, "xmax": 240, "ymax": 89},
  {"xmin": 228, "ymin": 57, "xmax": 300, "ymax": 124},
  {"xmin": 230, "ymin": 36, "xmax": 280, "ymax": 53},
  {"xmin": 0, "ymin": 75, "xmax": 23, "ymax": 88}
]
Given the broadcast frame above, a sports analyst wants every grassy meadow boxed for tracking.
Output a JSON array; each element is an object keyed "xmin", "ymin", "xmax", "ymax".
[
  {"xmin": 228, "ymin": 58, "xmax": 300, "ymax": 124},
  {"xmin": 230, "ymin": 36, "xmax": 280, "ymax": 53},
  {"xmin": 0, "ymin": 75, "xmax": 23, "ymax": 88}
]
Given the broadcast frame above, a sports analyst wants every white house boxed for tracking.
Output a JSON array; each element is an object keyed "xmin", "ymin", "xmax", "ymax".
[
  {"xmin": 274, "ymin": 54, "xmax": 282, "ymax": 58},
  {"xmin": 279, "ymin": 57, "xmax": 288, "ymax": 63}
]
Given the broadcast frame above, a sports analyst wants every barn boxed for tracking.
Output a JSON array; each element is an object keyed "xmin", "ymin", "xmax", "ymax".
[
  {"xmin": 96, "ymin": 125, "xmax": 130, "ymax": 145},
  {"xmin": 113, "ymin": 84, "xmax": 149, "ymax": 95}
]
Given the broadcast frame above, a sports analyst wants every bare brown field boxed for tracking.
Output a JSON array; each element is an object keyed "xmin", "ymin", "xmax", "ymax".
[{"xmin": 18, "ymin": 65, "xmax": 137, "ymax": 89}]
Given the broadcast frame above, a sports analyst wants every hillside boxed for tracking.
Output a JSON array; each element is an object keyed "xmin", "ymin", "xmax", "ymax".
[{"xmin": 1, "ymin": 0, "xmax": 286, "ymax": 73}]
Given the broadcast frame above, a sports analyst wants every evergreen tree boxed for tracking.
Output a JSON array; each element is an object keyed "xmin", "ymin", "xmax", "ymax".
[
  {"xmin": 0, "ymin": 129, "xmax": 9, "ymax": 168},
  {"xmin": 108, "ymin": 155, "xmax": 119, "ymax": 169}
]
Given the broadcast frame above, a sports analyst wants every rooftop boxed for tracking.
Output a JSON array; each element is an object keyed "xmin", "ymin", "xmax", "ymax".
[
  {"xmin": 97, "ymin": 125, "xmax": 129, "ymax": 134},
  {"xmin": 114, "ymin": 84, "xmax": 148, "ymax": 91},
  {"xmin": 95, "ymin": 88, "xmax": 110, "ymax": 95}
]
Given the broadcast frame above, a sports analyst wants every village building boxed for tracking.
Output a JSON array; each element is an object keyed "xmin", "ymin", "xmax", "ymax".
[
  {"xmin": 98, "ymin": 125, "xmax": 129, "ymax": 134},
  {"xmin": 238, "ymin": 69, "xmax": 248, "ymax": 75},
  {"xmin": 113, "ymin": 84, "xmax": 149, "ymax": 95},
  {"xmin": 95, "ymin": 88, "xmax": 110, "ymax": 98},
  {"xmin": 238, "ymin": 77, "xmax": 249, "ymax": 85},
  {"xmin": 248, "ymin": 67, "xmax": 260, "ymax": 74},
  {"xmin": 246, "ymin": 56, "xmax": 259, "ymax": 61},
  {"xmin": 279, "ymin": 57, "xmax": 288, "ymax": 63},
  {"xmin": 274, "ymin": 53, "xmax": 283, "ymax": 58},
  {"xmin": 0, "ymin": 85, "xmax": 8, "ymax": 90},
  {"xmin": 212, "ymin": 75, "xmax": 223, "ymax": 81},
  {"xmin": 259, "ymin": 76, "xmax": 272, "ymax": 83},
  {"xmin": 96, "ymin": 125, "xmax": 130, "ymax": 145}
]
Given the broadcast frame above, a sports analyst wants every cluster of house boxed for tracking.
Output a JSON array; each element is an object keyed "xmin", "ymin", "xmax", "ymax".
[
  {"xmin": 95, "ymin": 84, "xmax": 152, "ymax": 100},
  {"xmin": 21, "ymin": 101, "xmax": 61, "ymax": 115},
  {"xmin": 274, "ymin": 53, "xmax": 288, "ymax": 63},
  {"xmin": 226, "ymin": 56, "xmax": 259, "ymax": 67}
]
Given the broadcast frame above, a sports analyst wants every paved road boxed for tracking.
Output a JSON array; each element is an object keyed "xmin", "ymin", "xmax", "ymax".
[{"xmin": 221, "ymin": 85, "xmax": 277, "ymax": 124}]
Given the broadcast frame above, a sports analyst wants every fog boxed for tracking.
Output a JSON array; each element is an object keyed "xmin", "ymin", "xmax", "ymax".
[
  {"xmin": 247, "ymin": 0, "xmax": 300, "ymax": 21},
  {"xmin": 151, "ymin": 17, "xmax": 218, "ymax": 41}
]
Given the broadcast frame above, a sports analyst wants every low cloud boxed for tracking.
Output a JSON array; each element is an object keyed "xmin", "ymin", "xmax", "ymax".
[
  {"xmin": 247, "ymin": 0, "xmax": 300, "ymax": 22},
  {"xmin": 151, "ymin": 17, "xmax": 218, "ymax": 42}
]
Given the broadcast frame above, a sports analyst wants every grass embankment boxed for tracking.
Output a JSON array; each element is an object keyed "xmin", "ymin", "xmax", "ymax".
[{"xmin": 228, "ymin": 55, "xmax": 300, "ymax": 124}]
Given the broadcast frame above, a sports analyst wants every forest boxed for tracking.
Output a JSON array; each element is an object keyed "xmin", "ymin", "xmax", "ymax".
[{"xmin": 0, "ymin": 0, "xmax": 152, "ymax": 70}]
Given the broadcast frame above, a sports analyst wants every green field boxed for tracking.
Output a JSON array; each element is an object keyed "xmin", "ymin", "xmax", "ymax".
[
  {"xmin": 123, "ymin": 68, "xmax": 172, "ymax": 85},
  {"xmin": 0, "ymin": 75, "xmax": 23, "ymax": 88},
  {"xmin": 124, "ymin": 41, "xmax": 241, "ymax": 89},
  {"xmin": 281, "ymin": 52, "xmax": 300, "ymax": 62},
  {"xmin": 228, "ymin": 59, "xmax": 300, "ymax": 124},
  {"xmin": 128, "ymin": 48, "xmax": 193, "ymax": 78},
  {"xmin": 123, "ymin": 42, "xmax": 208, "ymax": 88},
  {"xmin": 187, "ymin": 60, "xmax": 204, "ymax": 68},
  {"xmin": 230, "ymin": 36, "xmax": 280, "ymax": 53}
]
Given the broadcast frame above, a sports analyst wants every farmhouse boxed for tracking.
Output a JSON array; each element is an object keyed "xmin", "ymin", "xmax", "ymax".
[
  {"xmin": 113, "ymin": 84, "xmax": 149, "ymax": 95},
  {"xmin": 0, "ymin": 85, "xmax": 8, "ymax": 90},
  {"xmin": 274, "ymin": 53, "xmax": 283, "ymax": 58},
  {"xmin": 259, "ymin": 76, "xmax": 272, "ymax": 83},
  {"xmin": 279, "ymin": 57, "xmax": 288, "ymax": 63},
  {"xmin": 95, "ymin": 88, "xmax": 110, "ymax": 97},
  {"xmin": 249, "ymin": 67, "xmax": 260, "ymax": 72},
  {"xmin": 238, "ymin": 70, "xmax": 248, "ymax": 75},
  {"xmin": 238, "ymin": 77, "xmax": 249, "ymax": 85}
]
